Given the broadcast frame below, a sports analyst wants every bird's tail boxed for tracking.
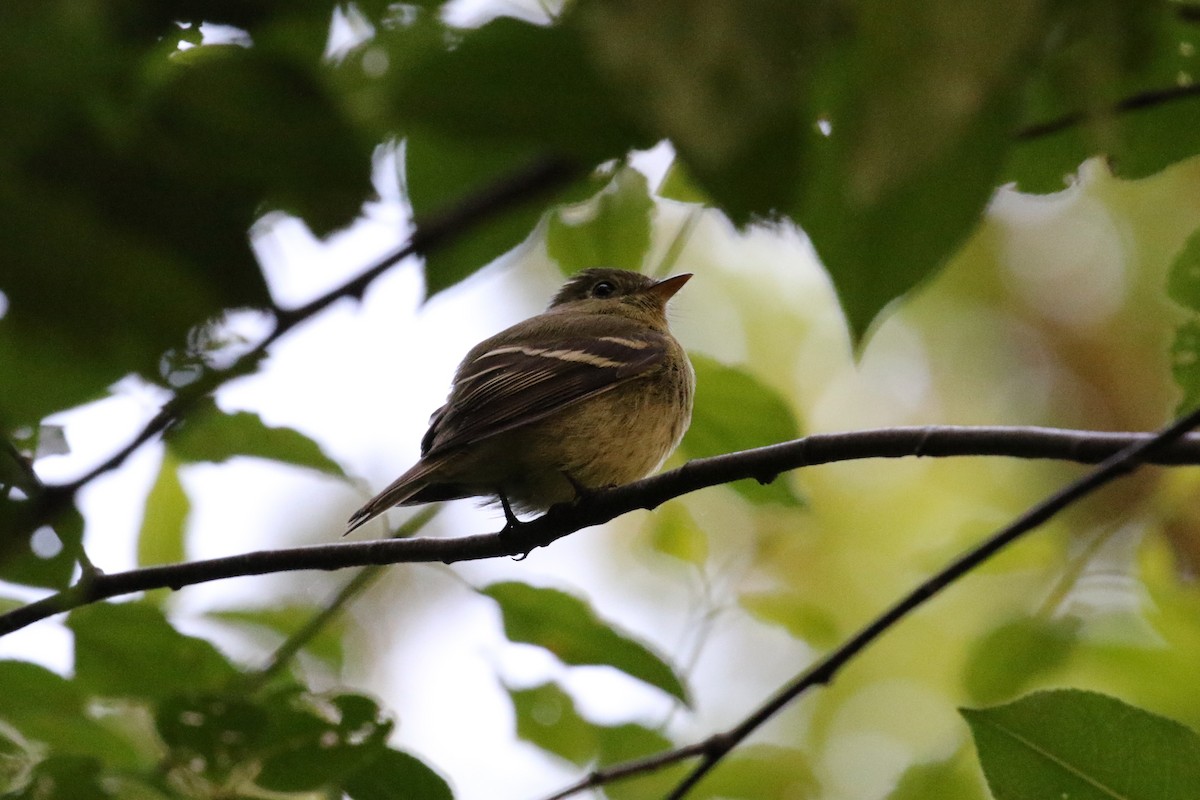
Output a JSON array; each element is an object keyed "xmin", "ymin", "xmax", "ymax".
[{"xmin": 343, "ymin": 460, "xmax": 439, "ymax": 536}]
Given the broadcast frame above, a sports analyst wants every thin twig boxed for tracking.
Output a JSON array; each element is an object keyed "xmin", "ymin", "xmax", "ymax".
[
  {"xmin": 245, "ymin": 506, "xmax": 440, "ymax": 691},
  {"xmin": 6, "ymin": 425, "xmax": 1200, "ymax": 637},
  {"xmin": 659, "ymin": 408, "xmax": 1200, "ymax": 799}
]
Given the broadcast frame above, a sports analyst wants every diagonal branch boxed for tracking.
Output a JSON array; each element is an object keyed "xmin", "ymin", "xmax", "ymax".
[
  {"xmin": 5, "ymin": 424, "xmax": 1200, "ymax": 637},
  {"xmin": 29, "ymin": 156, "xmax": 580, "ymax": 532},
  {"xmin": 630, "ymin": 409, "xmax": 1200, "ymax": 798}
]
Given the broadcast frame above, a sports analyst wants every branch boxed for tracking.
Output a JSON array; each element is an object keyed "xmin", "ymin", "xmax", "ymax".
[
  {"xmin": 6, "ymin": 424, "xmax": 1200, "ymax": 637},
  {"xmin": 29, "ymin": 156, "xmax": 581, "ymax": 531},
  {"xmin": 650, "ymin": 409, "xmax": 1200, "ymax": 799}
]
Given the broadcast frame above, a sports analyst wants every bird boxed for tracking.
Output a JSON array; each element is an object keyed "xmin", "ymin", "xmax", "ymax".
[{"xmin": 345, "ymin": 268, "xmax": 694, "ymax": 535}]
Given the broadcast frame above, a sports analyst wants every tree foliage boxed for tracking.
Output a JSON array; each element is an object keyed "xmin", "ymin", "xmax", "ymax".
[{"xmin": 3, "ymin": 1, "xmax": 1200, "ymax": 798}]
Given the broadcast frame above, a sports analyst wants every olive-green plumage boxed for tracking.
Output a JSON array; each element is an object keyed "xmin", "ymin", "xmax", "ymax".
[{"xmin": 345, "ymin": 268, "xmax": 694, "ymax": 534}]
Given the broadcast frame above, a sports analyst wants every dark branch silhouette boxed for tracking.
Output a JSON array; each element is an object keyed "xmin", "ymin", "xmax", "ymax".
[{"xmin": 6, "ymin": 424, "xmax": 1200, "ymax": 637}]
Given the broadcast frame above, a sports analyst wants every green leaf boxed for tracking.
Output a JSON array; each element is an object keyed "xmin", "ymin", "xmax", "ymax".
[
  {"xmin": 689, "ymin": 745, "xmax": 819, "ymax": 800},
  {"xmin": 887, "ymin": 753, "xmax": 987, "ymax": 800},
  {"xmin": 0, "ymin": 661, "xmax": 141, "ymax": 767},
  {"xmin": 370, "ymin": 16, "xmax": 642, "ymax": 160},
  {"xmin": 0, "ymin": 503, "xmax": 84, "ymax": 590},
  {"xmin": 482, "ymin": 582, "xmax": 689, "ymax": 705},
  {"xmin": 740, "ymin": 590, "xmax": 840, "ymax": 649},
  {"xmin": 962, "ymin": 617, "xmax": 1080, "ymax": 705},
  {"xmin": 166, "ymin": 399, "xmax": 345, "ymax": 477},
  {"xmin": 138, "ymin": 452, "xmax": 189, "ymax": 568},
  {"xmin": 547, "ymin": 167, "xmax": 655, "ymax": 274},
  {"xmin": 572, "ymin": 0, "xmax": 829, "ymax": 224},
  {"xmin": 506, "ymin": 681, "xmax": 598, "ymax": 766},
  {"xmin": 644, "ymin": 503, "xmax": 708, "ymax": 567},
  {"xmin": 68, "ymin": 603, "xmax": 238, "ymax": 699},
  {"xmin": 255, "ymin": 693, "xmax": 392, "ymax": 792},
  {"xmin": 156, "ymin": 693, "xmax": 270, "ymax": 785},
  {"xmin": 1167, "ymin": 228, "xmax": 1200, "ymax": 313},
  {"xmin": 343, "ymin": 748, "xmax": 453, "ymax": 800},
  {"xmin": 963, "ymin": 689, "xmax": 1200, "ymax": 800},
  {"xmin": 1004, "ymin": 9, "xmax": 1200, "ymax": 192},
  {"xmin": 208, "ymin": 605, "xmax": 345, "ymax": 673},
  {"xmin": 8, "ymin": 755, "xmax": 109, "ymax": 800},
  {"xmin": 594, "ymin": 723, "xmax": 678, "ymax": 800},
  {"xmin": 404, "ymin": 132, "xmax": 551, "ymax": 297},
  {"xmin": 1170, "ymin": 319, "xmax": 1200, "ymax": 414},
  {"xmin": 797, "ymin": 0, "xmax": 1038, "ymax": 342},
  {"xmin": 680, "ymin": 355, "xmax": 803, "ymax": 505}
]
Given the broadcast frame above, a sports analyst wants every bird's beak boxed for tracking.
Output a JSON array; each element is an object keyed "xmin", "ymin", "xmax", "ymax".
[{"xmin": 648, "ymin": 273, "xmax": 692, "ymax": 304}]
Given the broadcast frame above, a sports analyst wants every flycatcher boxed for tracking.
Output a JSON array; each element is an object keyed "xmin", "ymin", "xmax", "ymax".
[{"xmin": 345, "ymin": 268, "xmax": 694, "ymax": 534}]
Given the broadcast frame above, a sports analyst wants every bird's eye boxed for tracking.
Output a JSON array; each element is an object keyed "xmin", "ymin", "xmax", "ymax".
[{"xmin": 591, "ymin": 281, "xmax": 616, "ymax": 298}]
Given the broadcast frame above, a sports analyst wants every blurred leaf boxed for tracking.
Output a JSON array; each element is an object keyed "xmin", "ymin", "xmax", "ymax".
[
  {"xmin": 645, "ymin": 502, "xmax": 708, "ymax": 567},
  {"xmin": 690, "ymin": 745, "xmax": 819, "ymax": 800},
  {"xmin": 343, "ymin": 748, "xmax": 453, "ymax": 800},
  {"xmin": 156, "ymin": 693, "xmax": 269, "ymax": 785},
  {"xmin": 1167, "ymin": 228, "xmax": 1200, "ymax": 313},
  {"xmin": 1170, "ymin": 319, "xmax": 1200, "ymax": 414},
  {"xmin": 208, "ymin": 605, "xmax": 345, "ymax": 673},
  {"xmin": 887, "ymin": 752, "xmax": 987, "ymax": 800},
  {"xmin": 1005, "ymin": 9, "xmax": 1200, "ymax": 192},
  {"xmin": 547, "ymin": 167, "xmax": 655, "ymax": 274},
  {"xmin": 0, "ymin": 661, "xmax": 142, "ymax": 767},
  {"xmin": 403, "ymin": 132, "xmax": 550, "ymax": 297},
  {"xmin": 255, "ymin": 693, "xmax": 392, "ymax": 792},
  {"xmin": 68, "ymin": 603, "xmax": 238, "ymax": 699},
  {"xmin": 740, "ymin": 590, "xmax": 840, "ymax": 649},
  {"xmin": 963, "ymin": 617, "xmax": 1080, "ymax": 705},
  {"xmin": 572, "ymin": 0, "xmax": 830, "ymax": 224},
  {"xmin": 657, "ymin": 160, "xmax": 711, "ymax": 206},
  {"xmin": 167, "ymin": 399, "xmax": 345, "ymax": 477},
  {"xmin": 0, "ymin": 504, "xmax": 84, "ymax": 590},
  {"xmin": 138, "ymin": 452, "xmax": 189, "ymax": 568},
  {"xmin": 147, "ymin": 44, "xmax": 372, "ymax": 236},
  {"xmin": 8, "ymin": 755, "xmax": 109, "ymax": 800},
  {"xmin": 594, "ymin": 723, "xmax": 677, "ymax": 800},
  {"xmin": 507, "ymin": 681, "xmax": 598, "ymax": 766},
  {"xmin": 799, "ymin": 0, "xmax": 1035, "ymax": 343},
  {"xmin": 370, "ymin": 16, "xmax": 642, "ymax": 159},
  {"xmin": 681, "ymin": 355, "xmax": 803, "ymax": 506},
  {"xmin": 482, "ymin": 582, "xmax": 689, "ymax": 705},
  {"xmin": 963, "ymin": 689, "xmax": 1200, "ymax": 800}
]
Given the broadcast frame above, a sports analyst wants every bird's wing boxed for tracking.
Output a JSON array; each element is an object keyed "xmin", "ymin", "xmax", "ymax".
[{"xmin": 422, "ymin": 331, "xmax": 670, "ymax": 457}]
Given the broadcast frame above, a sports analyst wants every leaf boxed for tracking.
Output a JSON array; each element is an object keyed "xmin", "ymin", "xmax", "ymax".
[
  {"xmin": 572, "ymin": 0, "xmax": 829, "ymax": 224},
  {"xmin": 369, "ymin": 16, "xmax": 642, "ymax": 160},
  {"xmin": 962, "ymin": 617, "xmax": 1080, "ymax": 705},
  {"xmin": 645, "ymin": 503, "xmax": 708, "ymax": 567},
  {"xmin": 594, "ymin": 723, "xmax": 678, "ymax": 800},
  {"xmin": 68, "ymin": 603, "xmax": 239, "ymax": 700},
  {"xmin": 962, "ymin": 689, "xmax": 1200, "ymax": 800},
  {"xmin": 1170, "ymin": 319, "xmax": 1200, "ymax": 415},
  {"xmin": 740, "ymin": 590, "xmax": 839, "ymax": 649},
  {"xmin": 8, "ymin": 755, "xmax": 109, "ymax": 800},
  {"xmin": 482, "ymin": 582, "xmax": 689, "ymax": 705},
  {"xmin": 255, "ymin": 693, "xmax": 392, "ymax": 792},
  {"xmin": 689, "ymin": 745, "xmax": 819, "ymax": 800},
  {"xmin": 547, "ymin": 167, "xmax": 655, "ymax": 274},
  {"xmin": 680, "ymin": 355, "xmax": 803, "ymax": 505},
  {"xmin": 343, "ymin": 748, "xmax": 453, "ymax": 800},
  {"xmin": 0, "ymin": 661, "xmax": 141, "ymax": 767},
  {"xmin": 798, "ymin": 0, "xmax": 1035, "ymax": 343},
  {"xmin": 0, "ymin": 503, "xmax": 84, "ymax": 590},
  {"xmin": 1004, "ymin": 8, "xmax": 1200, "ymax": 192},
  {"xmin": 137, "ymin": 452, "xmax": 189, "ymax": 568},
  {"xmin": 887, "ymin": 753, "xmax": 987, "ymax": 800},
  {"xmin": 166, "ymin": 399, "xmax": 345, "ymax": 477},
  {"xmin": 506, "ymin": 681, "xmax": 598, "ymax": 766},
  {"xmin": 404, "ymin": 132, "xmax": 551, "ymax": 297},
  {"xmin": 1167, "ymin": 228, "xmax": 1200, "ymax": 313}
]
